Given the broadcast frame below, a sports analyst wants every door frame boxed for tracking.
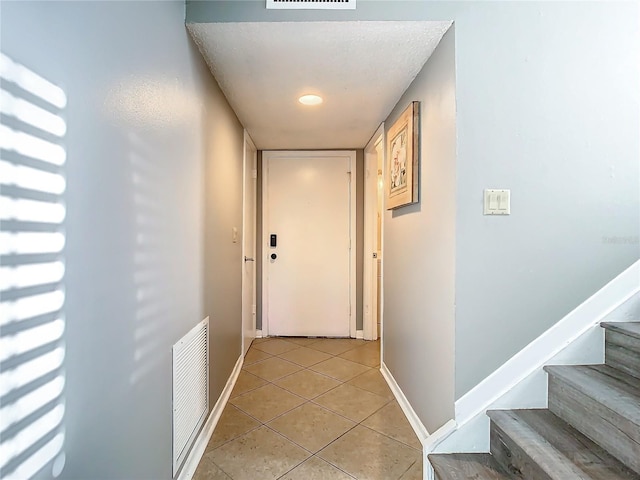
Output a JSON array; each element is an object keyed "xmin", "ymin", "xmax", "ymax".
[
  {"xmin": 363, "ymin": 125, "xmax": 384, "ymax": 341},
  {"xmin": 241, "ymin": 131, "xmax": 257, "ymax": 355},
  {"xmin": 261, "ymin": 150, "xmax": 357, "ymax": 338}
]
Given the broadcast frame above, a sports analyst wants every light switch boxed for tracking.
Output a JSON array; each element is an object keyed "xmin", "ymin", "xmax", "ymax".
[
  {"xmin": 489, "ymin": 194, "xmax": 498, "ymax": 210},
  {"xmin": 484, "ymin": 189, "xmax": 510, "ymax": 215},
  {"xmin": 232, "ymin": 227, "xmax": 239, "ymax": 243}
]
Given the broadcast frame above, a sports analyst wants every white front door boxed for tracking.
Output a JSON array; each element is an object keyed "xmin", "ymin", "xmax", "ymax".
[
  {"xmin": 242, "ymin": 134, "xmax": 257, "ymax": 355},
  {"xmin": 263, "ymin": 151, "xmax": 355, "ymax": 337}
]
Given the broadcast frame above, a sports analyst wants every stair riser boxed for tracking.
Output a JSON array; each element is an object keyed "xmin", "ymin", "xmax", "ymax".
[
  {"xmin": 489, "ymin": 422, "xmax": 553, "ymax": 480},
  {"xmin": 548, "ymin": 376, "xmax": 640, "ymax": 474},
  {"xmin": 606, "ymin": 330, "xmax": 640, "ymax": 379},
  {"xmin": 429, "ymin": 454, "xmax": 510, "ymax": 480}
]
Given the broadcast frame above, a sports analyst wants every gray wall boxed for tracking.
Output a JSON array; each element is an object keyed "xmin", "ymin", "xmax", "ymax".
[
  {"xmin": 447, "ymin": 0, "xmax": 639, "ymax": 399},
  {"xmin": 383, "ymin": 26, "xmax": 457, "ymax": 433},
  {"xmin": 202, "ymin": 59, "xmax": 245, "ymax": 402},
  {"xmin": 1, "ymin": 2, "xmax": 244, "ymax": 479},
  {"xmin": 187, "ymin": 0, "xmax": 640, "ymax": 432}
]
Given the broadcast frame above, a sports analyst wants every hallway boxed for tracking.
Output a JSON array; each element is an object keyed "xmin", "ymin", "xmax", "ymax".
[{"xmin": 194, "ymin": 338, "xmax": 422, "ymax": 479}]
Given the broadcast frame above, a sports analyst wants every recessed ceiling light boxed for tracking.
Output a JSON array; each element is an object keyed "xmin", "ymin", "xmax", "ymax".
[{"xmin": 298, "ymin": 94, "xmax": 323, "ymax": 106}]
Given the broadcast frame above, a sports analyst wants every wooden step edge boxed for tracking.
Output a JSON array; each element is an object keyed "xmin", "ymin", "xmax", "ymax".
[
  {"xmin": 488, "ymin": 409, "xmax": 640, "ymax": 480},
  {"xmin": 487, "ymin": 409, "xmax": 590, "ymax": 479},
  {"xmin": 601, "ymin": 322, "xmax": 640, "ymax": 340},
  {"xmin": 546, "ymin": 370, "xmax": 640, "ymax": 475},
  {"xmin": 543, "ymin": 365, "xmax": 640, "ymax": 420},
  {"xmin": 428, "ymin": 453, "xmax": 510, "ymax": 480}
]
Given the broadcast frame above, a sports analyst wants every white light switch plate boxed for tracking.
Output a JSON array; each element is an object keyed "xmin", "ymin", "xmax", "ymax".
[{"xmin": 484, "ymin": 189, "xmax": 510, "ymax": 215}]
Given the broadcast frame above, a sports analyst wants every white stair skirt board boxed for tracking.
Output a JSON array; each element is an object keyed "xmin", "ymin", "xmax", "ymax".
[
  {"xmin": 433, "ymin": 260, "xmax": 640, "ymax": 456},
  {"xmin": 422, "ymin": 419, "xmax": 458, "ymax": 480},
  {"xmin": 176, "ymin": 353, "xmax": 244, "ymax": 480}
]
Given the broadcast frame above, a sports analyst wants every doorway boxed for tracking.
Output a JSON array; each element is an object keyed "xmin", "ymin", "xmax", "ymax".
[
  {"xmin": 241, "ymin": 133, "xmax": 257, "ymax": 355},
  {"xmin": 262, "ymin": 150, "xmax": 356, "ymax": 337},
  {"xmin": 363, "ymin": 126, "xmax": 384, "ymax": 341}
]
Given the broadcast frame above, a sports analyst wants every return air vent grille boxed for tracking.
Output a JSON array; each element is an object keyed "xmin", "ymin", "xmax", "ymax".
[
  {"xmin": 172, "ymin": 317, "xmax": 209, "ymax": 476},
  {"xmin": 267, "ymin": 0, "xmax": 356, "ymax": 9}
]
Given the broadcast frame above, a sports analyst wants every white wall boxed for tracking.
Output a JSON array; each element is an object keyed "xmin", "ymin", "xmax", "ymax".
[{"xmin": 0, "ymin": 2, "xmax": 244, "ymax": 479}]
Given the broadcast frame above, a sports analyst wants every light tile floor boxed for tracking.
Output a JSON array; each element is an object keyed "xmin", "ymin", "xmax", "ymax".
[{"xmin": 194, "ymin": 337, "xmax": 422, "ymax": 480}]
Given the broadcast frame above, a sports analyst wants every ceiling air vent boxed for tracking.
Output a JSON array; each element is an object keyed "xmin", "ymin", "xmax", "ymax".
[{"xmin": 266, "ymin": 0, "xmax": 356, "ymax": 10}]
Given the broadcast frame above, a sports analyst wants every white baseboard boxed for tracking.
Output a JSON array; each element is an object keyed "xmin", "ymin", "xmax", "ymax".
[
  {"xmin": 356, "ymin": 330, "xmax": 364, "ymax": 339},
  {"xmin": 455, "ymin": 260, "xmax": 639, "ymax": 426},
  {"xmin": 381, "ymin": 363, "xmax": 458, "ymax": 480},
  {"xmin": 256, "ymin": 330, "xmax": 263, "ymax": 338},
  {"xmin": 380, "ymin": 363, "xmax": 429, "ymax": 443},
  {"xmin": 176, "ymin": 353, "xmax": 244, "ymax": 480}
]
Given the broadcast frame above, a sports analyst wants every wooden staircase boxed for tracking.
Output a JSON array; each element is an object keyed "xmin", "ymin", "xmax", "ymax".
[{"xmin": 429, "ymin": 322, "xmax": 640, "ymax": 479}]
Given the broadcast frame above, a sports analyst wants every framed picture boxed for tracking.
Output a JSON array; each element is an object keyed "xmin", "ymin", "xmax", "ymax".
[{"xmin": 386, "ymin": 101, "xmax": 419, "ymax": 210}]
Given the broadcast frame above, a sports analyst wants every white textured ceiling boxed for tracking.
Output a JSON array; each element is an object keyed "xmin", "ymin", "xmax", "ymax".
[{"xmin": 188, "ymin": 21, "xmax": 451, "ymax": 149}]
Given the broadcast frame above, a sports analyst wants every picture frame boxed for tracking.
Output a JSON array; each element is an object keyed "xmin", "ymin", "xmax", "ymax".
[{"xmin": 386, "ymin": 101, "xmax": 419, "ymax": 210}]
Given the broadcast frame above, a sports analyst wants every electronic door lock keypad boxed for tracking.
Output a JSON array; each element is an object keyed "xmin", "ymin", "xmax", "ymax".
[{"xmin": 270, "ymin": 234, "xmax": 277, "ymax": 248}]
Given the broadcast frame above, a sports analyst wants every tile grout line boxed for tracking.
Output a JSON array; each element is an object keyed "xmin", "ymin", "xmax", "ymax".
[{"xmin": 201, "ymin": 339, "xmax": 421, "ymax": 480}]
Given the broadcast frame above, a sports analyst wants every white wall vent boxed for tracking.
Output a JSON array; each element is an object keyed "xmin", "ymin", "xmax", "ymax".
[
  {"xmin": 266, "ymin": 0, "xmax": 356, "ymax": 10},
  {"xmin": 172, "ymin": 317, "xmax": 209, "ymax": 476}
]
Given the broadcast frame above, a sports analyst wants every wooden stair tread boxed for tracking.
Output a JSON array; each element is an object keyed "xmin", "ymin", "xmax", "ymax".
[
  {"xmin": 487, "ymin": 409, "xmax": 639, "ymax": 479},
  {"xmin": 544, "ymin": 364, "xmax": 640, "ymax": 422},
  {"xmin": 602, "ymin": 322, "xmax": 640, "ymax": 340},
  {"xmin": 546, "ymin": 365, "xmax": 640, "ymax": 473},
  {"xmin": 428, "ymin": 453, "xmax": 510, "ymax": 480}
]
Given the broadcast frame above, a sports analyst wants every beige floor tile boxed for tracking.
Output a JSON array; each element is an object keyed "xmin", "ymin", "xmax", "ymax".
[
  {"xmin": 205, "ymin": 404, "xmax": 261, "ymax": 452},
  {"xmin": 243, "ymin": 356, "xmax": 302, "ymax": 381},
  {"xmin": 268, "ymin": 402, "xmax": 356, "ymax": 453},
  {"xmin": 244, "ymin": 348, "xmax": 272, "ymax": 366},
  {"xmin": 313, "ymin": 384, "xmax": 390, "ymax": 422},
  {"xmin": 318, "ymin": 425, "xmax": 421, "ymax": 480},
  {"xmin": 277, "ymin": 346, "xmax": 332, "ymax": 367},
  {"xmin": 274, "ymin": 370, "xmax": 342, "ymax": 399},
  {"xmin": 283, "ymin": 337, "xmax": 324, "ymax": 346},
  {"xmin": 231, "ymin": 371, "xmax": 268, "ymax": 398},
  {"xmin": 309, "ymin": 338, "xmax": 366, "ymax": 355},
  {"xmin": 193, "ymin": 453, "xmax": 231, "ymax": 480},
  {"xmin": 399, "ymin": 458, "xmax": 423, "ymax": 480},
  {"xmin": 310, "ymin": 357, "xmax": 371, "ymax": 382},
  {"xmin": 362, "ymin": 401, "xmax": 422, "ymax": 450},
  {"xmin": 209, "ymin": 426, "xmax": 310, "ymax": 480},
  {"xmin": 279, "ymin": 456, "xmax": 355, "ymax": 480},
  {"xmin": 252, "ymin": 338, "xmax": 299, "ymax": 355},
  {"xmin": 347, "ymin": 369, "xmax": 393, "ymax": 399},
  {"xmin": 338, "ymin": 343, "xmax": 380, "ymax": 367},
  {"xmin": 230, "ymin": 384, "xmax": 305, "ymax": 422}
]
